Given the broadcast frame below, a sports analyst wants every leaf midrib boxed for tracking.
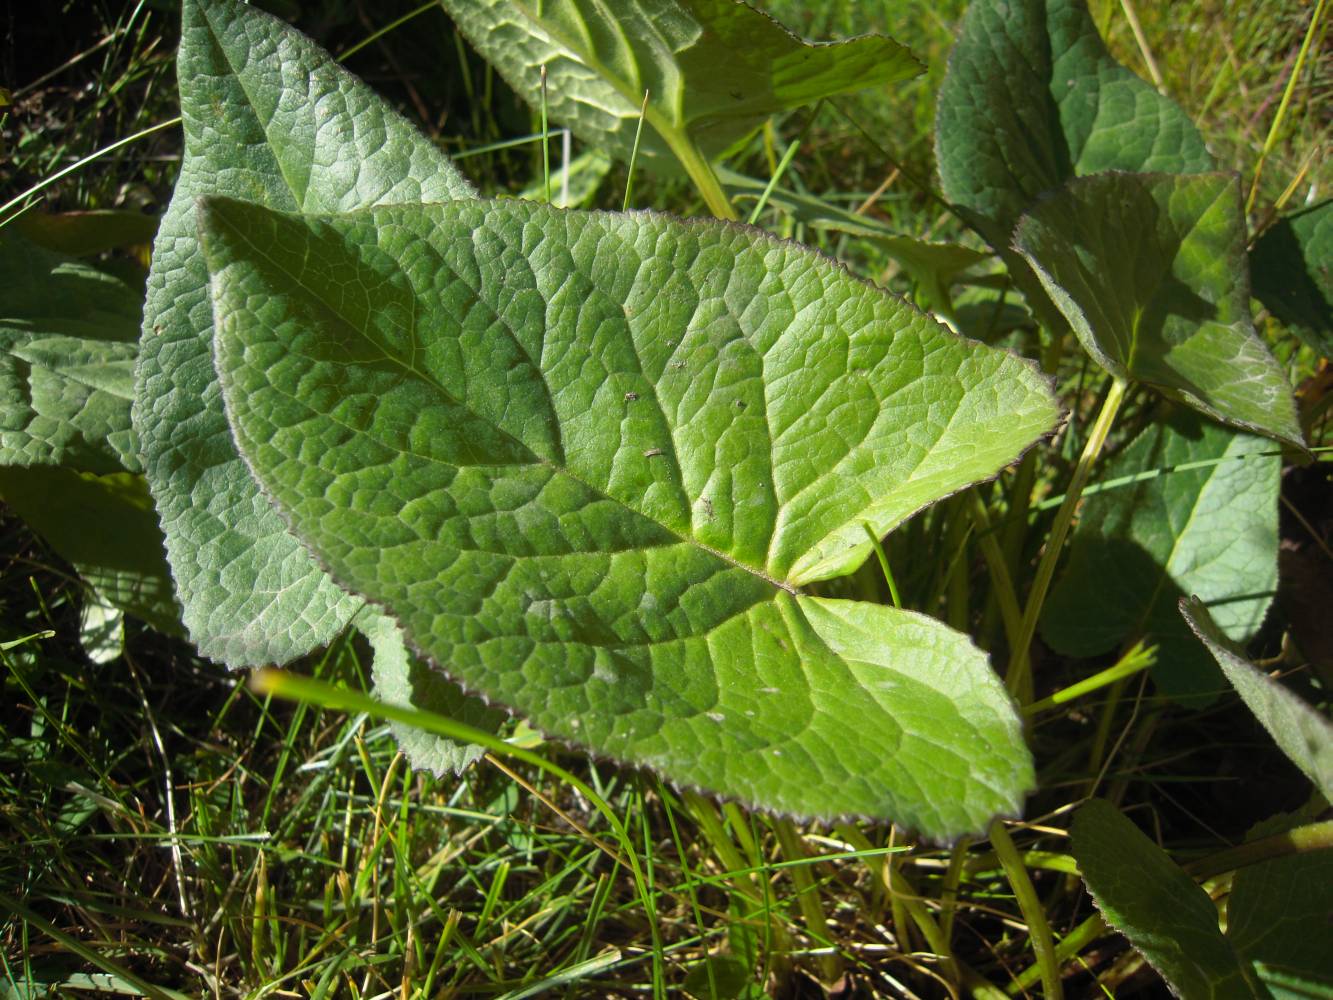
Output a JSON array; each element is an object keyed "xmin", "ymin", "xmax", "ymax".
[{"xmin": 208, "ymin": 201, "xmax": 804, "ymax": 601}]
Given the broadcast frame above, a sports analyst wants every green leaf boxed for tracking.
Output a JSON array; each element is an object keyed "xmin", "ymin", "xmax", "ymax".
[
  {"xmin": 1227, "ymin": 838, "xmax": 1333, "ymax": 1000},
  {"xmin": 13, "ymin": 210, "xmax": 160, "ymax": 258},
  {"xmin": 1181, "ymin": 597, "xmax": 1333, "ymax": 801},
  {"xmin": 936, "ymin": 0, "xmax": 1214, "ymax": 326},
  {"xmin": 438, "ymin": 0, "xmax": 920, "ymax": 174},
  {"xmin": 1014, "ymin": 172, "xmax": 1303, "ymax": 447},
  {"xmin": 361, "ymin": 612, "xmax": 503, "ymax": 777},
  {"xmin": 133, "ymin": 0, "xmax": 475, "ymax": 667},
  {"xmin": 1072, "ymin": 799, "xmax": 1267, "ymax": 1000},
  {"xmin": 1250, "ymin": 199, "xmax": 1332, "ymax": 358},
  {"xmin": 0, "ymin": 229, "xmax": 142, "ymax": 474},
  {"xmin": 1042, "ymin": 409, "xmax": 1279, "ymax": 702},
  {"xmin": 0, "ymin": 466, "xmax": 182, "ymax": 636},
  {"xmin": 199, "ymin": 195, "xmax": 1058, "ymax": 834}
]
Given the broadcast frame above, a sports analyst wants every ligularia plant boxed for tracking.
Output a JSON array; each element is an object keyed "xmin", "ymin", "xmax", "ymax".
[{"xmin": 123, "ymin": 0, "xmax": 1067, "ymax": 839}]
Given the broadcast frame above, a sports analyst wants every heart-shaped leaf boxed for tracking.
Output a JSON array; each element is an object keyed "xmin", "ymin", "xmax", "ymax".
[
  {"xmin": 438, "ymin": 0, "xmax": 920, "ymax": 175},
  {"xmin": 1072, "ymin": 799, "xmax": 1266, "ymax": 999},
  {"xmin": 1181, "ymin": 597, "xmax": 1333, "ymax": 801},
  {"xmin": 1, "ymin": 229, "xmax": 142, "ymax": 474},
  {"xmin": 936, "ymin": 0, "xmax": 1214, "ymax": 326},
  {"xmin": 133, "ymin": 0, "xmax": 475, "ymax": 667},
  {"xmin": 199, "ymin": 195, "xmax": 1059, "ymax": 834},
  {"xmin": 1014, "ymin": 172, "xmax": 1302, "ymax": 447},
  {"xmin": 1043, "ymin": 409, "xmax": 1278, "ymax": 702}
]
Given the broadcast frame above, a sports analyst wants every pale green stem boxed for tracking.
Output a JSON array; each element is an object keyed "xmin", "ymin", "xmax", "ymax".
[
  {"xmin": 863, "ymin": 523, "xmax": 902, "ymax": 609},
  {"xmin": 969, "ymin": 494, "xmax": 1022, "ymax": 654},
  {"xmin": 1184, "ymin": 819, "xmax": 1333, "ymax": 881},
  {"xmin": 773, "ymin": 819, "xmax": 842, "ymax": 983},
  {"xmin": 659, "ymin": 125, "xmax": 738, "ymax": 220},
  {"xmin": 1007, "ymin": 377, "xmax": 1128, "ymax": 701},
  {"xmin": 989, "ymin": 820, "xmax": 1062, "ymax": 1000},
  {"xmin": 1024, "ymin": 641, "xmax": 1155, "ymax": 715},
  {"xmin": 1006, "ymin": 914, "xmax": 1107, "ymax": 995},
  {"xmin": 939, "ymin": 836, "xmax": 971, "ymax": 958}
]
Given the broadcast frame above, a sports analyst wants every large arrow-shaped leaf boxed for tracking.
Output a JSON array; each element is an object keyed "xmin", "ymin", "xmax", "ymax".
[
  {"xmin": 200, "ymin": 196, "xmax": 1059, "ymax": 834},
  {"xmin": 438, "ymin": 0, "xmax": 920, "ymax": 176},
  {"xmin": 133, "ymin": 0, "xmax": 475, "ymax": 667}
]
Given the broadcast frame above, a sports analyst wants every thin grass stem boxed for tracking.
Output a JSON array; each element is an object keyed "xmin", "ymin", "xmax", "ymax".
[{"xmin": 988, "ymin": 820, "xmax": 1062, "ymax": 999}]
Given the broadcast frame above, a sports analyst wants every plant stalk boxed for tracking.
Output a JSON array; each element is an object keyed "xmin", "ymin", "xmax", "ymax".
[
  {"xmin": 1184, "ymin": 819, "xmax": 1333, "ymax": 881},
  {"xmin": 773, "ymin": 819, "xmax": 842, "ymax": 983},
  {"xmin": 1007, "ymin": 377, "xmax": 1128, "ymax": 701},
  {"xmin": 989, "ymin": 820, "xmax": 1062, "ymax": 1000}
]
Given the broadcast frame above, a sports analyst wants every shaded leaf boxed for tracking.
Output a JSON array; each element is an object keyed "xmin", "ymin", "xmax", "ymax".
[
  {"xmin": 1181, "ymin": 597, "xmax": 1333, "ymax": 801},
  {"xmin": 200, "ymin": 195, "xmax": 1058, "ymax": 834},
  {"xmin": 1072, "ymin": 799, "xmax": 1266, "ymax": 999},
  {"xmin": 0, "ymin": 229, "xmax": 141, "ymax": 474},
  {"xmin": 1043, "ymin": 409, "xmax": 1278, "ymax": 702},
  {"xmin": 0, "ymin": 467, "xmax": 182, "ymax": 636},
  {"xmin": 14, "ymin": 210, "xmax": 160, "ymax": 258},
  {"xmin": 936, "ymin": 0, "xmax": 1214, "ymax": 326},
  {"xmin": 1228, "ymin": 836, "xmax": 1333, "ymax": 1000},
  {"xmin": 1014, "ymin": 172, "xmax": 1302, "ymax": 446},
  {"xmin": 133, "ymin": 0, "xmax": 475, "ymax": 667},
  {"xmin": 439, "ymin": 0, "xmax": 920, "ymax": 175},
  {"xmin": 1250, "ymin": 199, "xmax": 1332, "ymax": 357},
  {"xmin": 361, "ymin": 612, "xmax": 503, "ymax": 777}
]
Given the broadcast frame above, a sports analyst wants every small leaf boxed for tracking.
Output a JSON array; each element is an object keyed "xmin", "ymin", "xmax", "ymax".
[
  {"xmin": 200, "ymin": 196, "xmax": 1058, "ymax": 834},
  {"xmin": 936, "ymin": 0, "xmax": 1214, "ymax": 326},
  {"xmin": 1014, "ymin": 172, "xmax": 1302, "ymax": 447},
  {"xmin": 1180, "ymin": 597, "xmax": 1333, "ymax": 801},
  {"xmin": 439, "ymin": 0, "xmax": 920, "ymax": 174},
  {"xmin": 1072, "ymin": 799, "xmax": 1266, "ymax": 999},
  {"xmin": 133, "ymin": 0, "xmax": 475, "ymax": 667},
  {"xmin": 361, "ymin": 612, "xmax": 503, "ymax": 777},
  {"xmin": 0, "ymin": 228, "xmax": 142, "ymax": 474},
  {"xmin": 0, "ymin": 467, "xmax": 182, "ymax": 636},
  {"xmin": 79, "ymin": 594, "xmax": 125, "ymax": 666},
  {"xmin": 1043, "ymin": 409, "xmax": 1279, "ymax": 702},
  {"xmin": 1250, "ymin": 199, "xmax": 1332, "ymax": 357}
]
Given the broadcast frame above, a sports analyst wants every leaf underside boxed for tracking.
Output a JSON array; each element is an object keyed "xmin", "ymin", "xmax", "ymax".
[
  {"xmin": 200, "ymin": 195, "xmax": 1059, "ymax": 834},
  {"xmin": 1180, "ymin": 598, "xmax": 1333, "ymax": 801},
  {"xmin": 439, "ymin": 0, "xmax": 920, "ymax": 173},
  {"xmin": 133, "ymin": 0, "xmax": 475, "ymax": 667}
]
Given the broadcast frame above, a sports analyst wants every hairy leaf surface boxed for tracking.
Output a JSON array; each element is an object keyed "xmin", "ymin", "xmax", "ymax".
[
  {"xmin": 936, "ymin": 0, "xmax": 1213, "ymax": 326},
  {"xmin": 200, "ymin": 196, "xmax": 1059, "ymax": 832},
  {"xmin": 362, "ymin": 612, "xmax": 503, "ymax": 777},
  {"xmin": 0, "ymin": 230, "xmax": 141, "ymax": 474},
  {"xmin": 438, "ymin": 0, "xmax": 920, "ymax": 174},
  {"xmin": 133, "ymin": 0, "xmax": 475, "ymax": 667},
  {"xmin": 1014, "ymin": 173, "xmax": 1302, "ymax": 446},
  {"xmin": 1073, "ymin": 799, "xmax": 1265, "ymax": 999},
  {"xmin": 1043, "ymin": 410, "xmax": 1278, "ymax": 702},
  {"xmin": 1181, "ymin": 598, "xmax": 1333, "ymax": 800}
]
